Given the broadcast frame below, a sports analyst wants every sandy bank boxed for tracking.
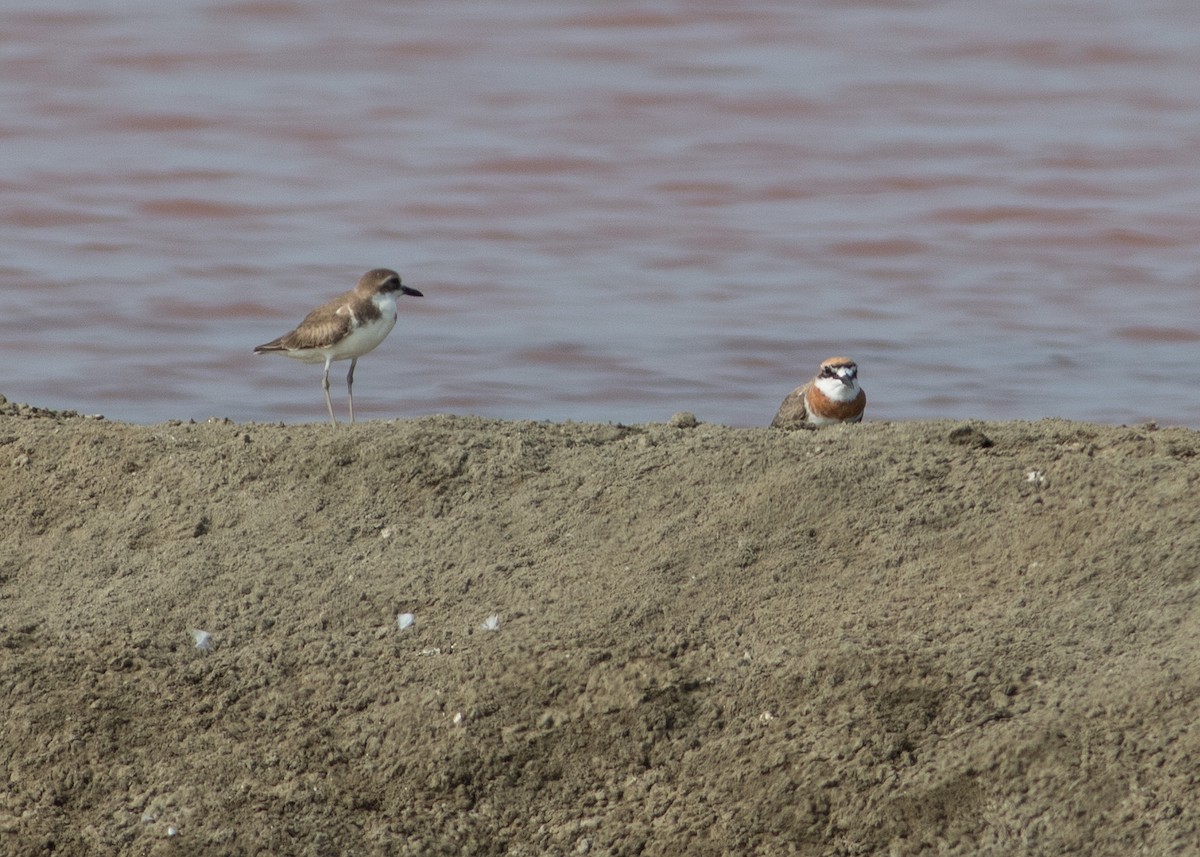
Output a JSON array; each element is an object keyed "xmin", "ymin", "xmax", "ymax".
[{"xmin": 2, "ymin": 402, "xmax": 1198, "ymax": 854}]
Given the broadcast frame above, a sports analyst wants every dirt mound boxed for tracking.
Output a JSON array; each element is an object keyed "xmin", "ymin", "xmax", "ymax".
[{"xmin": 2, "ymin": 407, "xmax": 1198, "ymax": 855}]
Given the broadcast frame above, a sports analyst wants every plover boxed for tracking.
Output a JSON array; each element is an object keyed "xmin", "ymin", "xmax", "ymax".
[
  {"xmin": 771, "ymin": 356, "xmax": 866, "ymax": 428},
  {"xmin": 254, "ymin": 268, "xmax": 423, "ymax": 424}
]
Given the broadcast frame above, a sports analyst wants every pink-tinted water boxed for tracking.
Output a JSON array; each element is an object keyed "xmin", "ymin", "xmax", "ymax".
[{"xmin": 2, "ymin": 0, "xmax": 1199, "ymax": 426}]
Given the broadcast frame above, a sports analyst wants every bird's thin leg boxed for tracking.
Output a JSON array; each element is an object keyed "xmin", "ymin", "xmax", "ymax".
[
  {"xmin": 322, "ymin": 356, "xmax": 337, "ymax": 425},
  {"xmin": 346, "ymin": 358, "xmax": 358, "ymax": 425}
]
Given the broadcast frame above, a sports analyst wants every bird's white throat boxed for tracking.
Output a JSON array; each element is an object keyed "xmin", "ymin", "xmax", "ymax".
[{"xmin": 815, "ymin": 375, "xmax": 860, "ymax": 402}]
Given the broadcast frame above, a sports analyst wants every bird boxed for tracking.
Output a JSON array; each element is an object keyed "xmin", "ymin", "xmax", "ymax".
[
  {"xmin": 771, "ymin": 356, "xmax": 866, "ymax": 428},
  {"xmin": 254, "ymin": 268, "xmax": 422, "ymax": 424}
]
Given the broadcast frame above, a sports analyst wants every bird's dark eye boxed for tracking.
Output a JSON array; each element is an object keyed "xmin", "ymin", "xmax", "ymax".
[{"xmin": 821, "ymin": 367, "xmax": 835, "ymax": 376}]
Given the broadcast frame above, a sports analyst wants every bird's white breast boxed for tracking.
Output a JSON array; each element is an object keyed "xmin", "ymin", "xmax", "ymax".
[{"xmin": 329, "ymin": 293, "xmax": 398, "ymax": 360}]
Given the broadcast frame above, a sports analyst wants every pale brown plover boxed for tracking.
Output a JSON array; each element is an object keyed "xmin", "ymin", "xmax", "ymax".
[{"xmin": 254, "ymin": 268, "xmax": 422, "ymax": 424}]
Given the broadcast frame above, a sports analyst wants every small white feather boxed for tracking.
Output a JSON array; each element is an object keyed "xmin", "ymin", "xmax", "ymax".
[{"xmin": 191, "ymin": 629, "xmax": 212, "ymax": 652}]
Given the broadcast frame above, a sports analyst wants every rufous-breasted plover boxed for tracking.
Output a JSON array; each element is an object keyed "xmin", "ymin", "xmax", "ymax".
[
  {"xmin": 771, "ymin": 356, "xmax": 866, "ymax": 428},
  {"xmin": 254, "ymin": 268, "xmax": 423, "ymax": 425}
]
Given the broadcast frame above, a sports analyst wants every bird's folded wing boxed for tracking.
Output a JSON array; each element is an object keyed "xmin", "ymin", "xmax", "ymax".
[{"xmin": 770, "ymin": 382, "xmax": 811, "ymax": 428}]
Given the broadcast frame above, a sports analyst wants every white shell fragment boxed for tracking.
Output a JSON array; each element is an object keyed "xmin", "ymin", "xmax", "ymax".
[
  {"xmin": 481, "ymin": 614, "xmax": 500, "ymax": 632},
  {"xmin": 191, "ymin": 629, "xmax": 213, "ymax": 652},
  {"xmin": 397, "ymin": 612, "xmax": 415, "ymax": 631}
]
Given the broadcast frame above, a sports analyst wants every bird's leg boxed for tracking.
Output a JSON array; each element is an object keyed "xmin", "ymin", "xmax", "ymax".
[
  {"xmin": 346, "ymin": 358, "xmax": 358, "ymax": 425},
  {"xmin": 322, "ymin": 356, "xmax": 337, "ymax": 425}
]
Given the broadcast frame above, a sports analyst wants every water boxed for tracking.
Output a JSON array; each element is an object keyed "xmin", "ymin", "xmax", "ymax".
[{"xmin": 2, "ymin": 0, "xmax": 1199, "ymax": 427}]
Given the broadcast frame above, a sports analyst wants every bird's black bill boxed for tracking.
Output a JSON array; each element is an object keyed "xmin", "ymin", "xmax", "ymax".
[{"xmin": 401, "ymin": 286, "xmax": 424, "ymax": 297}]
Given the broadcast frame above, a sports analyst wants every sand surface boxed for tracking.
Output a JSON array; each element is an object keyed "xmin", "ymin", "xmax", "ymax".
[{"xmin": 2, "ymin": 397, "xmax": 1198, "ymax": 855}]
